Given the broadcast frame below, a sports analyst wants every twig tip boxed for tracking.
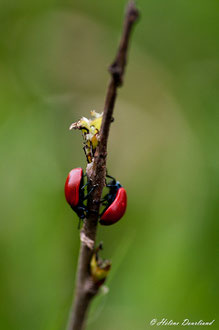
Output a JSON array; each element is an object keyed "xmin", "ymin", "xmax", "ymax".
[{"xmin": 126, "ymin": 0, "xmax": 140, "ymax": 22}]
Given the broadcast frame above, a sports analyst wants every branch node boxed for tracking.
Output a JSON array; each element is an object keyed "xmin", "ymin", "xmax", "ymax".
[
  {"xmin": 84, "ymin": 278, "xmax": 99, "ymax": 296},
  {"xmin": 109, "ymin": 63, "xmax": 123, "ymax": 86},
  {"xmin": 80, "ymin": 231, "xmax": 95, "ymax": 250}
]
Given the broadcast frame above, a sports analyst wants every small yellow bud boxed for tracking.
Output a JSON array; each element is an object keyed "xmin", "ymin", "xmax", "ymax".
[{"xmin": 90, "ymin": 246, "xmax": 111, "ymax": 286}]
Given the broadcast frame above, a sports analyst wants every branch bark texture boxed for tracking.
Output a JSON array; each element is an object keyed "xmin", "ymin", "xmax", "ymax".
[{"xmin": 67, "ymin": 2, "xmax": 139, "ymax": 329}]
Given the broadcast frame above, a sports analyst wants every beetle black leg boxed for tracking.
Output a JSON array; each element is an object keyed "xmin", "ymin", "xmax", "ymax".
[
  {"xmin": 74, "ymin": 205, "xmax": 88, "ymax": 221},
  {"xmin": 81, "ymin": 182, "xmax": 89, "ymax": 190},
  {"xmin": 106, "ymin": 174, "xmax": 116, "ymax": 181},
  {"xmin": 100, "ymin": 192, "xmax": 110, "ymax": 202},
  {"xmin": 82, "ymin": 184, "xmax": 98, "ymax": 201},
  {"xmin": 106, "ymin": 174, "xmax": 116, "ymax": 185}
]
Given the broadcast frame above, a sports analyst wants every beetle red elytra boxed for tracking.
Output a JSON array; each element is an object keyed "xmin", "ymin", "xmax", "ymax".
[
  {"xmin": 65, "ymin": 168, "xmax": 83, "ymax": 208},
  {"xmin": 65, "ymin": 168, "xmax": 127, "ymax": 224},
  {"xmin": 65, "ymin": 167, "xmax": 90, "ymax": 219},
  {"xmin": 100, "ymin": 178, "xmax": 127, "ymax": 226}
]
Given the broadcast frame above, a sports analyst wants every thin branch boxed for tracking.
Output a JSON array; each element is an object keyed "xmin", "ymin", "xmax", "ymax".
[{"xmin": 67, "ymin": 2, "xmax": 139, "ymax": 330}]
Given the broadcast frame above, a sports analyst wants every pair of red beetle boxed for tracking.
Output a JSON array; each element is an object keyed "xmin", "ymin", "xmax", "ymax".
[{"xmin": 65, "ymin": 168, "xmax": 127, "ymax": 225}]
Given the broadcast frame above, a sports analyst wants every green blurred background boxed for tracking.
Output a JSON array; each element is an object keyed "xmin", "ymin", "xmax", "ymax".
[{"xmin": 0, "ymin": 0, "xmax": 218, "ymax": 329}]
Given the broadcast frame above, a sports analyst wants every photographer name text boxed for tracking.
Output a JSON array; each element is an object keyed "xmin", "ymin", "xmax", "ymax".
[{"xmin": 150, "ymin": 318, "xmax": 215, "ymax": 327}]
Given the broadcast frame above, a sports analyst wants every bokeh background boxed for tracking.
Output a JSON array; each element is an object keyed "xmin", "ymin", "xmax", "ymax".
[{"xmin": 0, "ymin": 0, "xmax": 218, "ymax": 329}]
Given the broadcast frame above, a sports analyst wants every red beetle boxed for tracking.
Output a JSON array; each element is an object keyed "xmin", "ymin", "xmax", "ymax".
[
  {"xmin": 65, "ymin": 167, "xmax": 88, "ymax": 219},
  {"xmin": 100, "ymin": 179, "xmax": 127, "ymax": 226}
]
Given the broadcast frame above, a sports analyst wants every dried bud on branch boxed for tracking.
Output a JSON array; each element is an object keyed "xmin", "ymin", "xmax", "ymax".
[{"xmin": 70, "ymin": 111, "xmax": 103, "ymax": 163}]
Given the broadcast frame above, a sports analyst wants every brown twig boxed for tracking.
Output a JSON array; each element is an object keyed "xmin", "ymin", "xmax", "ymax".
[{"xmin": 67, "ymin": 2, "xmax": 139, "ymax": 329}]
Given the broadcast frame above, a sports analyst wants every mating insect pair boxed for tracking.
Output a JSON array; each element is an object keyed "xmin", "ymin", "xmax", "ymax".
[{"xmin": 65, "ymin": 168, "xmax": 127, "ymax": 225}]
